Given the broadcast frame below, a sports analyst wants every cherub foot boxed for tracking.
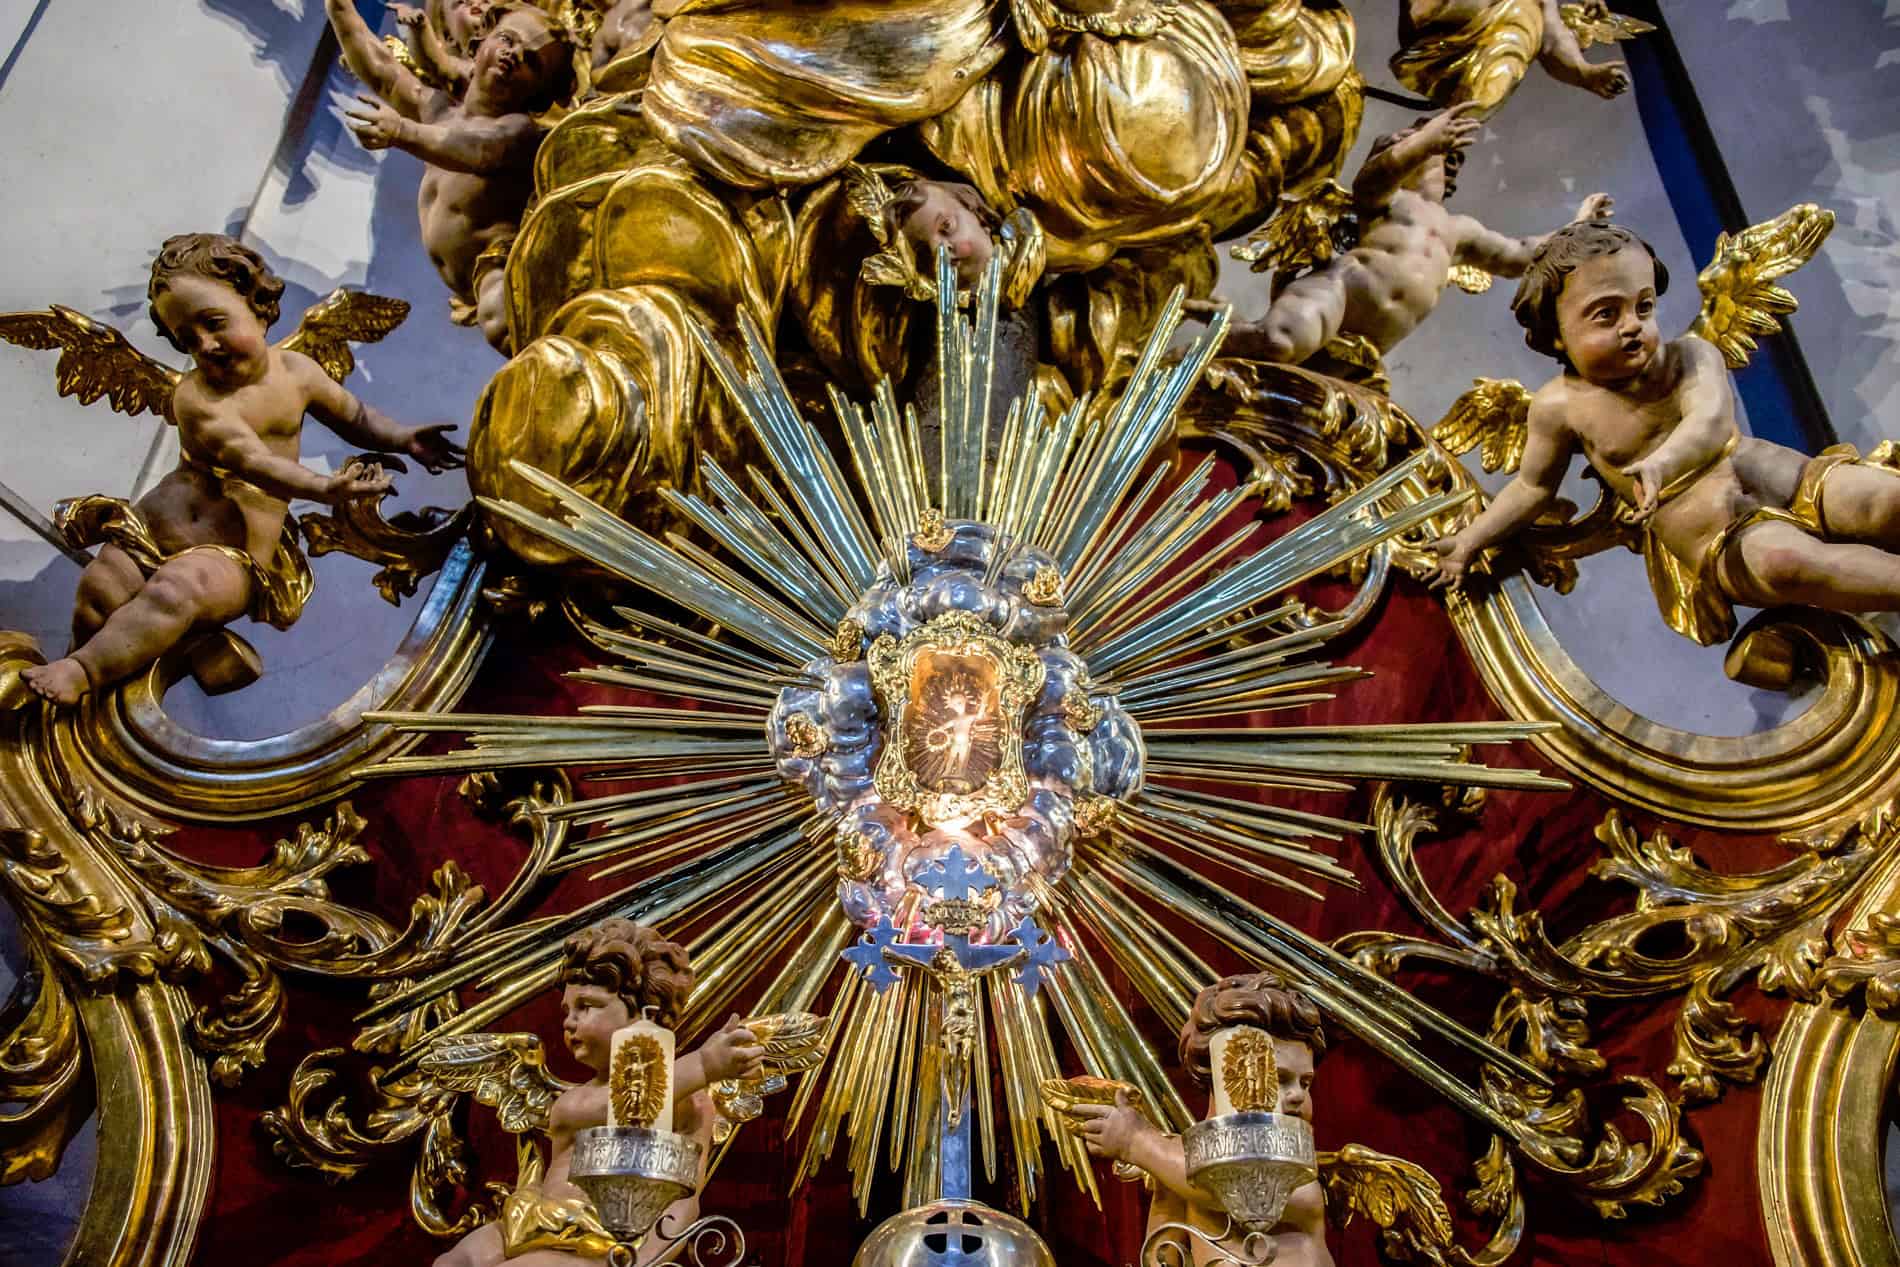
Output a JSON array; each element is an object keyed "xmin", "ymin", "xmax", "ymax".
[
  {"xmin": 20, "ymin": 658, "xmax": 90, "ymax": 706},
  {"xmin": 1583, "ymin": 60, "xmax": 1631, "ymax": 98}
]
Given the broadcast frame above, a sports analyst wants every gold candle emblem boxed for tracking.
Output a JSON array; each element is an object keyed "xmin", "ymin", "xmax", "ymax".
[
  {"xmin": 1209, "ymin": 1025, "xmax": 1278, "ymax": 1117},
  {"xmin": 608, "ymin": 1012, "xmax": 675, "ymax": 1132}
]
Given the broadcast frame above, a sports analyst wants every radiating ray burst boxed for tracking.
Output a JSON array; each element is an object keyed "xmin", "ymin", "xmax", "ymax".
[{"xmin": 362, "ymin": 246, "xmax": 1565, "ymax": 1210}]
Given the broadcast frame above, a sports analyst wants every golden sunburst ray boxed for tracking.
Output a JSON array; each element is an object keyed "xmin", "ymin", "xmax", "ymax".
[{"xmin": 359, "ymin": 249, "xmax": 1571, "ymax": 1216}]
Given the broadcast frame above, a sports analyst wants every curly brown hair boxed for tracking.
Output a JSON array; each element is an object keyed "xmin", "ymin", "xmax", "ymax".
[
  {"xmin": 1511, "ymin": 221, "xmax": 1669, "ymax": 370},
  {"xmin": 560, "ymin": 918, "xmax": 695, "ymax": 1028},
  {"xmin": 1178, "ymin": 971, "xmax": 1326, "ymax": 1087},
  {"xmin": 147, "ymin": 233, "xmax": 286, "ymax": 353}
]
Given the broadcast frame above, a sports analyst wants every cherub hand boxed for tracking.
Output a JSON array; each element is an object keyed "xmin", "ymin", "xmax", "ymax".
[
  {"xmin": 1070, "ymin": 1091, "xmax": 1155, "ymax": 1164},
  {"xmin": 405, "ymin": 423, "xmax": 467, "ymax": 473},
  {"xmin": 1575, "ymin": 192, "xmax": 1615, "ymax": 222},
  {"xmin": 1181, "ymin": 298, "xmax": 1226, "ymax": 324},
  {"xmin": 700, "ymin": 1015, "xmax": 766, "ymax": 1083},
  {"xmin": 1621, "ymin": 454, "xmax": 1669, "ymax": 521},
  {"xmin": 385, "ymin": 2, "xmax": 425, "ymax": 26},
  {"xmin": 1425, "ymin": 533, "xmax": 1478, "ymax": 591},
  {"xmin": 1421, "ymin": 101, "xmax": 1484, "ymax": 155},
  {"xmin": 1583, "ymin": 61, "xmax": 1632, "ymax": 99},
  {"xmin": 325, "ymin": 459, "xmax": 393, "ymax": 504},
  {"xmin": 345, "ymin": 95, "xmax": 406, "ymax": 151}
]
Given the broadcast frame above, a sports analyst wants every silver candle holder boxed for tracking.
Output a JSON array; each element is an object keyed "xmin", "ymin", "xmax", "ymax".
[
  {"xmin": 1141, "ymin": 1111, "xmax": 1317, "ymax": 1267},
  {"xmin": 568, "ymin": 1125, "xmax": 745, "ymax": 1267}
]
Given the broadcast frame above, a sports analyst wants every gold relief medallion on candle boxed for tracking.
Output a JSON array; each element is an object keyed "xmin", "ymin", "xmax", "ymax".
[
  {"xmin": 1214, "ymin": 1026, "xmax": 1279, "ymax": 1115},
  {"xmin": 609, "ymin": 1027, "xmax": 670, "ymax": 1129}
]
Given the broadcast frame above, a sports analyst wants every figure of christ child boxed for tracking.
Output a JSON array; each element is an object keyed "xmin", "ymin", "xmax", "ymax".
[
  {"xmin": 1191, "ymin": 104, "xmax": 1613, "ymax": 370},
  {"xmin": 1427, "ymin": 222, "xmax": 1900, "ymax": 644},
  {"xmin": 434, "ymin": 919, "xmax": 766, "ymax": 1267},
  {"xmin": 386, "ymin": 0, "xmax": 496, "ymax": 95},
  {"xmin": 1071, "ymin": 972, "xmax": 1332, "ymax": 1267},
  {"xmin": 20, "ymin": 234, "xmax": 463, "ymax": 707},
  {"xmin": 327, "ymin": 0, "xmax": 578, "ymax": 352}
]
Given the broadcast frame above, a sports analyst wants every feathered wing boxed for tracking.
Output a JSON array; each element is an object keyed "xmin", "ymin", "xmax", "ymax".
[
  {"xmin": 1318, "ymin": 1144, "xmax": 1458, "ymax": 1262},
  {"xmin": 1432, "ymin": 378, "xmax": 1533, "ymax": 475},
  {"xmin": 746, "ymin": 1011, "xmax": 827, "ymax": 1072},
  {"xmin": 418, "ymin": 1032, "xmax": 569, "ymax": 1135},
  {"xmin": 0, "ymin": 306, "xmax": 180, "ymax": 419},
  {"xmin": 280, "ymin": 289, "xmax": 411, "ymax": 384},
  {"xmin": 1688, "ymin": 203, "xmax": 1835, "ymax": 369},
  {"xmin": 1233, "ymin": 181, "xmax": 1355, "ymax": 275},
  {"xmin": 1559, "ymin": 4, "xmax": 1657, "ymax": 50}
]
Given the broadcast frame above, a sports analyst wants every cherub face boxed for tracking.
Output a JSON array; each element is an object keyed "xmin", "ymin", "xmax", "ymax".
[
  {"xmin": 901, "ymin": 185, "xmax": 994, "ymax": 288},
  {"xmin": 473, "ymin": 9, "xmax": 568, "ymax": 109},
  {"xmin": 434, "ymin": 0, "xmax": 494, "ymax": 52},
  {"xmin": 1273, "ymin": 1038, "xmax": 1316, "ymax": 1123},
  {"xmin": 560, "ymin": 982, "xmax": 632, "ymax": 1073},
  {"xmin": 153, "ymin": 272, "xmax": 271, "ymax": 390},
  {"xmin": 1554, "ymin": 246, "xmax": 1661, "ymax": 384}
]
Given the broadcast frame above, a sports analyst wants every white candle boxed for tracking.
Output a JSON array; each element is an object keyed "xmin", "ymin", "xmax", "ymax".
[
  {"xmin": 1208, "ymin": 1025, "xmax": 1278, "ymax": 1117},
  {"xmin": 608, "ymin": 1015, "xmax": 676, "ymax": 1132}
]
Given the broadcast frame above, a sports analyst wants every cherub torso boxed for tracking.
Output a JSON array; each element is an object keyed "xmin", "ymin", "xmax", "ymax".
[
  {"xmin": 1338, "ymin": 191, "xmax": 1460, "ymax": 350},
  {"xmin": 416, "ymin": 100, "xmax": 534, "ymax": 299},
  {"xmin": 152, "ymin": 352, "xmax": 308, "ymax": 564},
  {"xmin": 1551, "ymin": 341, "xmax": 1754, "ymax": 563},
  {"xmin": 541, "ymin": 1081, "xmax": 715, "ymax": 1209}
]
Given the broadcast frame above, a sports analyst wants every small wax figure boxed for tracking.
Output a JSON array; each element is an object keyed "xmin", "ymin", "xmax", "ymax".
[
  {"xmin": 433, "ymin": 919, "xmax": 765, "ymax": 1267},
  {"xmin": 1191, "ymin": 104, "xmax": 1613, "ymax": 371},
  {"xmin": 1071, "ymin": 972, "xmax": 1333, "ymax": 1267},
  {"xmin": 386, "ymin": 0, "xmax": 496, "ymax": 93},
  {"xmin": 1393, "ymin": 0, "xmax": 1631, "ymax": 115},
  {"xmin": 15, "ymin": 234, "xmax": 462, "ymax": 708},
  {"xmin": 328, "ymin": 0, "xmax": 579, "ymax": 352},
  {"xmin": 1426, "ymin": 221, "xmax": 1900, "ymax": 644}
]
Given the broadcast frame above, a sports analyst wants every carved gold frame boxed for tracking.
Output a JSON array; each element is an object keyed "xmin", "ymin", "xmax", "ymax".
[{"xmin": 866, "ymin": 611, "xmax": 1046, "ymax": 827}]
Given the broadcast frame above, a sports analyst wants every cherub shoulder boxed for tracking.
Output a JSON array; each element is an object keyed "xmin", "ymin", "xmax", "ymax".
[{"xmin": 547, "ymin": 1081, "xmax": 608, "ymax": 1133}]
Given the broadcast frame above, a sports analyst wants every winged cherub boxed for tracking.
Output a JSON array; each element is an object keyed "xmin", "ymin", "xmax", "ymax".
[
  {"xmin": 1189, "ymin": 105, "xmax": 1613, "ymax": 373},
  {"xmin": 0, "ymin": 233, "xmax": 462, "ymax": 708},
  {"xmin": 385, "ymin": 0, "xmax": 496, "ymax": 94},
  {"xmin": 1392, "ymin": 0, "xmax": 1640, "ymax": 116},
  {"xmin": 428, "ymin": 918, "xmax": 767, "ymax": 1267},
  {"xmin": 1428, "ymin": 208, "xmax": 1900, "ymax": 647},
  {"xmin": 327, "ymin": 0, "xmax": 578, "ymax": 352}
]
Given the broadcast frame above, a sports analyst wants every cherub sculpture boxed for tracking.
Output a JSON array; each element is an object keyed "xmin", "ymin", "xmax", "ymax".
[
  {"xmin": 854, "ymin": 169, "xmax": 1046, "ymax": 309},
  {"xmin": 385, "ymin": 0, "xmax": 496, "ymax": 93},
  {"xmin": 1066, "ymin": 971, "xmax": 1332, "ymax": 1267},
  {"xmin": 0, "ymin": 233, "xmax": 462, "ymax": 708},
  {"xmin": 425, "ymin": 918, "xmax": 770, "ymax": 1267},
  {"xmin": 1426, "ymin": 208, "xmax": 1900, "ymax": 649},
  {"xmin": 328, "ymin": 0, "xmax": 579, "ymax": 352},
  {"xmin": 1191, "ymin": 105, "xmax": 1613, "ymax": 378},
  {"xmin": 1392, "ymin": 0, "xmax": 1645, "ymax": 117}
]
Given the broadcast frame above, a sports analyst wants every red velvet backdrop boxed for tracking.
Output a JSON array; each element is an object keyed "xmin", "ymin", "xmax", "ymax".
[{"xmin": 177, "ymin": 495, "xmax": 1788, "ymax": 1267}]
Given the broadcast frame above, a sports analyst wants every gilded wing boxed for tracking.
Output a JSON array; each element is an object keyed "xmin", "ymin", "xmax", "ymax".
[
  {"xmin": 745, "ymin": 1012, "xmax": 827, "ymax": 1072},
  {"xmin": 0, "ymin": 305, "xmax": 180, "ymax": 418},
  {"xmin": 1233, "ymin": 182, "xmax": 1355, "ymax": 275},
  {"xmin": 1447, "ymin": 263, "xmax": 1494, "ymax": 295},
  {"xmin": 280, "ymin": 289, "xmax": 411, "ymax": 384},
  {"xmin": 418, "ymin": 1031, "xmax": 569, "ymax": 1135},
  {"xmin": 1432, "ymin": 378, "xmax": 1533, "ymax": 475},
  {"xmin": 844, "ymin": 162, "xmax": 898, "ymax": 247},
  {"xmin": 1559, "ymin": 4, "xmax": 1658, "ymax": 50},
  {"xmin": 1688, "ymin": 203, "xmax": 1835, "ymax": 369},
  {"xmin": 1318, "ymin": 1144, "xmax": 1458, "ymax": 1264}
]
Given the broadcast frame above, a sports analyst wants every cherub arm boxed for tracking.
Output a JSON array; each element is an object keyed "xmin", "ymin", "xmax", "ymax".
[
  {"xmin": 671, "ymin": 1015, "xmax": 765, "ymax": 1103},
  {"xmin": 1351, "ymin": 103, "xmax": 1482, "ymax": 216},
  {"xmin": 1455, "ymin": 193, "xmax": 1616, "ymax": 277},
  {"xmin": 325, "ymin": 0, "xmax": 434, "ymax": 118},
  {"xmin": 344, "ymin": 96, "xmax": 540, "ymax": 174},
  {"xmin": 186, "ymin": 399, "xmax": 389, "ymax": 507},
  {"xmin": 1620, "ymin": 336, "xmax": 1736, "ymax": 519},
  {"xmin": 293, "ymin": 353, "xmax": 465, "ymax": 471},
  {"xmin": 1428, "ymin": 393, "xmax": 1576, "ymax": 588},
  {"xmin": 1071, "ymin": 1094, "xmax": 1201, "ymax": 1207},
  {"xmin": 394, "ymin": 1, "xmax": 474, "ymax": 87}
]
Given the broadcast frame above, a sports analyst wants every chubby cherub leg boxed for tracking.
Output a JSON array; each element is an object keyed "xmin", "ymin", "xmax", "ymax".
[
  {"xmin": 1722, "ymin": 519, "xmax": 1900, "ymax": 614},
  {"xmin": 1220, "ymin": 269, "xmax": 1351, "ymax": 366},
  {"xmin": 1535, "ymin": 0, "xmax": 1630, "ymax": 99},
  {"xmin": 22, "ymin": 550, "xmax": 252, "ymax": 706},
  {"xmin": 68, "ymin": 545, "xmax": 145, "ymax": 649},
  {"xmin": 431, "ymin": 1220, "xmax": 507, "ymax": 1267},
  {"xmin": 1815, "ymin": 463, "xmax": 1900, "ymax": 547}
]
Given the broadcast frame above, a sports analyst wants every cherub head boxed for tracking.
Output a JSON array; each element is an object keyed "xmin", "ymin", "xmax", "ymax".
[
  {"xmin": 1367, "ymin": 116, "xmax": 1465, "ymax": 203},
  {"xmin": 147, "ymin": 233, "xmax": 286, "ymax": 387},
  {"xmin": 1513, "ymin": 220, "xmax": 1669, "ymax": 381},
  {"xmin": 1179, "ymin": 970, "xmax": 1326, "ymax": 1123},
  {"xmin": 469, "ymin": 2, "xmax": 579, "ymax": 114},
  {"xmin": 883, "ymin": 179, "xmax": 1000, "ymax": 289},
  {"xmin": 432, "ymin": 0, "xmax": 496, "ymax": 55},
  {"xmin": 558, "ymin": 917, "xmax": 695, "ymax": 1073}
]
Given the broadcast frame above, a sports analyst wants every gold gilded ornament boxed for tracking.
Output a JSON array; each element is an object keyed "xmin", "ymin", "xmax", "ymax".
[
  {"xmin": 912, "ymin": 507, "xmax": 953, "ymax": 553},
  {"xmin": 1219, "ymin": 1026, "xmax": 1279, "ymax": 1113},
  {"xmin": 609, "ymin": 1031, "xmax": 669, "ymax": 1128},
  {"xmin": 831, "ymin": 619, "xmax": 866, "ymax": 662},
  {"xmin": 784, "ymin": 713, "xmax": 826, "ymax": 759},
  {"xmin": 837, "ymin": 831, "xmax": 882, "ymax": 883},
  {"xmin": 1025, "ymin": 566, "xmax": 1064, "ymax": 607}
]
